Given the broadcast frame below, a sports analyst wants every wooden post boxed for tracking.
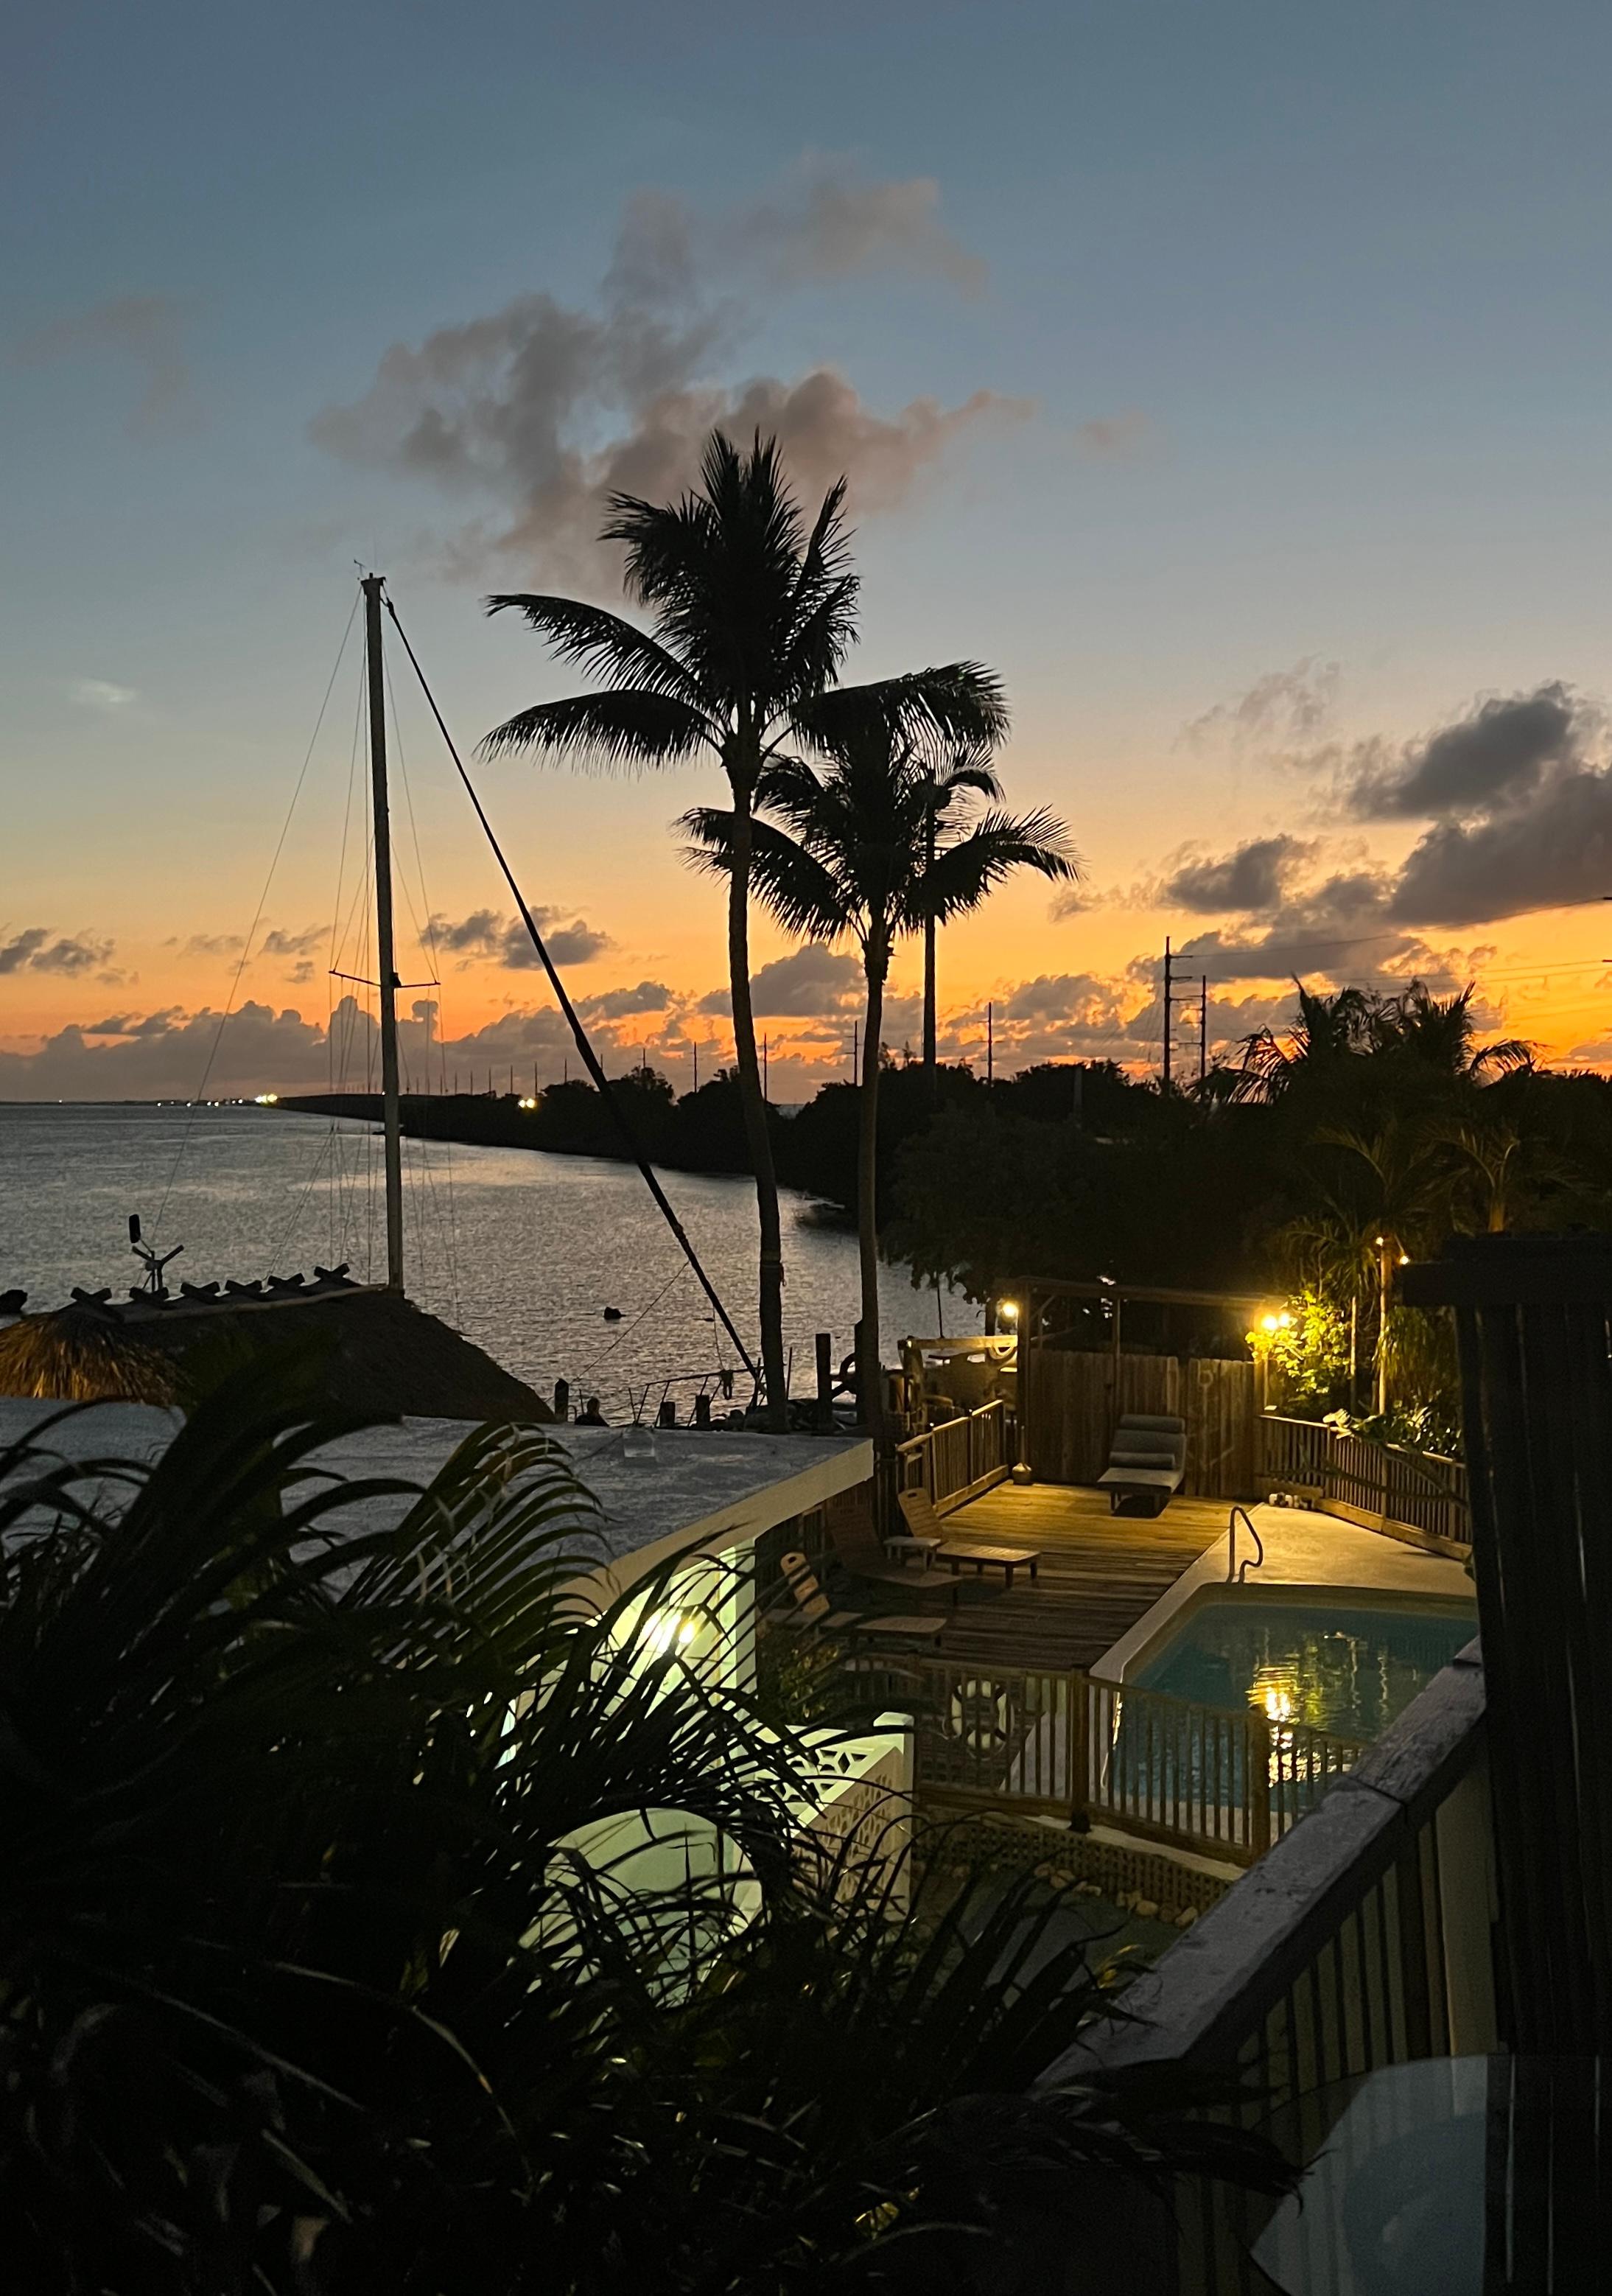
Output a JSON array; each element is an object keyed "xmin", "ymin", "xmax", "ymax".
[
  {"xmin": 1404, "ymin": 1236, "xmax": 1612, "ymax": 2054},
  {"xmin": 1247, "ymin": 1715, "xmax": 1272, "ymax": 1859},
  {"xmin": 1068, "ymin": 1671, "xmax": 1091, "ymax": 1819},
  {"xmin": 815, "ymin": 1330, "xmax": 833, "ymax": 1431}
]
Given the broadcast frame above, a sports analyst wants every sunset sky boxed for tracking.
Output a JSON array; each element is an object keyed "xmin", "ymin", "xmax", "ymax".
[{"xmin": 10, "ymin": 0, "xmax": 1612, "ymax": 1101}]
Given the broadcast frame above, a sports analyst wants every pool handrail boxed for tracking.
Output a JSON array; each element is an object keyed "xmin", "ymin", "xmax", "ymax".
[{"xmin": 1227, "ymin": 1503, "xmax": 1265, "ymax": 1583}]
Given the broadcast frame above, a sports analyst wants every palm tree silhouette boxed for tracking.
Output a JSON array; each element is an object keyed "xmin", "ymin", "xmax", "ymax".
[
  {"xmin": 916, "ymin": 756, "xmax": 1006, "ymax": 1096},
  {"xmin": 685, "ymin": 724, "xmax": 1074, "ymax": 1436},
  {"xmin": 482, "ymin": 432, "xmax": 1006, "ymax": 1426}
]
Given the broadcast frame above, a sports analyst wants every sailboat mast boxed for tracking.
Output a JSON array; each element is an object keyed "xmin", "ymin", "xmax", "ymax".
[{"xmin": 361, "ymin": 573, "xmax": 404, "ymax": 1291}]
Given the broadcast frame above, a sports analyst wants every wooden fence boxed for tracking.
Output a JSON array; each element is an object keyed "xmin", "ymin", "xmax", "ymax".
[
  {"xmin": 1024, "ymin": 1347, "xmax": 1258, "ymax": 1496},
  {"xmin": 905, "ymin": 1657, "xmax": 1363, "ymax": 1866},
  {"xmin": 1258, "ymin": 1413, "xmax": 1469, "ymax": 1551},
  {"xmin": 894, "ymin": 1398, "xmax": 1012, "ymax": 1515}
]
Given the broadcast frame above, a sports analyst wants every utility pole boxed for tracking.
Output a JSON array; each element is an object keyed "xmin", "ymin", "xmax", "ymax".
[
  {"xmin": 361, "ymin": 573, "xmax": 404, "ymax": 1292},
  {"xmin": 1199, "ymin": 975, "xmax": 1208, "ymax": 1082},
  {"xmin": 1161, "ymin": 937, "xmax": 1173, "ymax": 1092},
  {"xmin": 852, "ymin": 1021, "xmax": 859, "ymax": 1079},
  {"xmin": 987, "ymin": 1000, "xmax": 994, "ymax": 1085},
  {"xmin": 763, "ymin": 1034, "xmax": 769, "ymax": 1099},
  {"xmin": 692, "ymin": 1037, "xmax": 699, "ymax": 1092}
]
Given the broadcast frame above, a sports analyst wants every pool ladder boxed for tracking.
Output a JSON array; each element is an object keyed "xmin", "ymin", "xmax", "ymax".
[{"xmin": 1227, "ymin": 1504, "xmax": 1265, "ymax": 1583}]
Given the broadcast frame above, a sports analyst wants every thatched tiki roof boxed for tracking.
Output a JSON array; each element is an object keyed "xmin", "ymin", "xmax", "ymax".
[
  {"xmin": 0, "ymin": 1305, "xmax": 181, "ymax": 1406},
  {"xmin": 0, "ymin": 1289, "xmax": 551, "ymax": 1422}
]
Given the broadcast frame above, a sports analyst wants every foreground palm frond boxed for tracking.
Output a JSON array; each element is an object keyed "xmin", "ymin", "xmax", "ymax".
[{"xmin": 0, "ymin": 1360, "xmax": 1286, "ymax": 2292}]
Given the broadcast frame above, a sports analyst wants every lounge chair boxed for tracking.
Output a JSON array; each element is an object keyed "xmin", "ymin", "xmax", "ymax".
[
  {"xmin": 775, "ymin": 1553, "xmax": 948, "ymax": 1646},
  {"xmin": 1097, "ymin": 1412, "xmax": 1187, "ymax": 1516},
  {"xmin": 827, "ymin": 1489, "xmax": 956, "ymax": 1603},
  {"xmin": 899, "ymin": 1488, "xmax": 1042, "ymax": 1588}
]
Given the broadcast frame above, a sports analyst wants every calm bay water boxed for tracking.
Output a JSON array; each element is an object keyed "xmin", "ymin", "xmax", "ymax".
[{"xmin": 0, "ymin": 1104, "xmax": 962, "ymax": 1415}]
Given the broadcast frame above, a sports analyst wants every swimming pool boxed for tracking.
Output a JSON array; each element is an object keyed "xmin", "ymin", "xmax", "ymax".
[{"xmin": 1134, "ymin": 1593, "xmax": 1476, "ymax": 1743}]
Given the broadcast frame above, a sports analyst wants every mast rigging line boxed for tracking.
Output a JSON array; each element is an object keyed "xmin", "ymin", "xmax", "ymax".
[{"xmin": 382, "ymin": 591, "xmax": 762, "ymax": 1396}]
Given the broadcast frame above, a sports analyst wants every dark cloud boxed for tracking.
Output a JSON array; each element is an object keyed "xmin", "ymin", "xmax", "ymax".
[
  {"xmin": 699, "ymin": 946, "xmax": 863, "ymax": 1018},
  {"xmin": 428, "ymin": 908, "xmax": 611, "ymax": 969},
  {"xmin": 175, "ymin": 931, "xmax": 245, "ymax": 959},
  {"xmin": 13, "ymin": 293, "xmax": 196, "ymax": 435},
  {"xmin": 83, "ymin": 1009, "xmax": 181, "ymax": 1037},
  {"xmin": 1348, "ymin": 684, "xmax": 1585, "ymax": 819},
  {"xmin": 257, "ymin": 924, "xmax": 325, "ymax": 960},
  {"xmin": 1387, "ymin": 771, "xmax": 1612, "ymax": 928},
  {"xmin": 312, "ymin": 164, "xmax": 1022, "ymax": 593},
  {"xmin": 0, "ymin": 928, "xmax": 115, "ymax": 978},
  {"xmin": 578, "ymin": 979, "xmax": 676, "ymax": 1021},
  {"xmin": 1163, "ymin": 835, "xmax": 1315, "ymax": 914}
]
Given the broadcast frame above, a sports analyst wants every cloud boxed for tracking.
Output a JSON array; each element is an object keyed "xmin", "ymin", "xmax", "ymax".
[
  {"xmin": 428, "ymin": 907, "xmax": 612, "ymax": 969},
  {"xmin": 1345, "ymin": 682, "xmax": 1588, "ymax": 820},
  {"xmin": 0, "ymin": 928, "xmax": 115, "ymax": 978},
  {"xmin": 699, "ymin": 945, "xmax": 863, "ymax": 1017},
  {"xmin": 1073, "ymin": 408, "xmax": 1155, "ymax": 461},
  {"xmin": 175, "ymin": 931, "xmax": 246, "ymax": 959},
  {"xmin": 1386, "ymin": 774, "xmax": 1612, "ymax": 927},
  {"xmin": 83, "ymin": 1008, "xmax": 181, "ymax": 1037},
  {"xmin": 579, "ymin": 979, "xmax": 676, "ymax": 1021},
  {"xmin": 730, "ymin": 156, "xmax": 986, "ymax": 292},
  {"xmin": 312, "ymin": 162, "xmax": 1022, "ymax": 592},
  {"xmin": 1182, "ymin": 658, "xmax": 1341, "ymax": 752},
  {"xmin": 1163, "ymin": 835, "xmax": 1317, "ymax": 914},
  {"xmin": 13, "ymin": 293, "xmax": 196, "ymax": 435},
  {"xmin": 70, "ymin": 678, "xmax": 137, "ymax": 713},
  {"xmin": 257, "ymin": 923, "xmax": 325, "ymax": 959}
]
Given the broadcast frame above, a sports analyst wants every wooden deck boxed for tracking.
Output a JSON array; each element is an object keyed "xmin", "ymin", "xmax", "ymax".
[{"xmin": 880, "ymin": 1480, "xmax": 1228, "ymax": 1673}]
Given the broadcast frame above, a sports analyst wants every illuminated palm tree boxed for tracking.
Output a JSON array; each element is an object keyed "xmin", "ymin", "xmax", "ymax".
[
  {"xmin": 483, "ymin": 432, "xmax": 1006, "ymax": 1427},
  {"xmin": 686, "ymin": 728, "xmax": 1075, "ymax": 1435}
]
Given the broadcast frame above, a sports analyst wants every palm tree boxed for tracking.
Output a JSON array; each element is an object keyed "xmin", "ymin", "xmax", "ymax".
[
  {"xmin": 1312, "ymin": 1119, "xmax": 1445, "ymax": 1413},
  {"xmin": 915, "ymin": 756, "xmax": 1004, "ymax": 1096},
  {"xmin": 685, "ymin": 729, "xmax": 1074, "ymax": 1436},
  {"xmin": 482, "ymin": 431, "xmax": 1007, "ymax": 1428}
]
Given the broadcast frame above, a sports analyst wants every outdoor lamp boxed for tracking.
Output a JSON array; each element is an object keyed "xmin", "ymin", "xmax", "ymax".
[
  {"xmin": 1259, "ymin": 1313, "xmax": 1282, "ymax": 1334},
  {"xmin": 998, "ymin": 1299, "xmax": 1020, "ymax": 1321}
]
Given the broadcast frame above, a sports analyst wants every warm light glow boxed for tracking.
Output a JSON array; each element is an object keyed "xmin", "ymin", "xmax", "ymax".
[
  {"xmin": 1398, "ymin": 1251, "xmax": 1410, "ymax": 1266},
  {"xmin": 253, "ymin": 1092, "xmax": 279, "ymax": 1105},
  {"xmin": 998, "ymin": 1298, "xmax": 1020, "ymax": 1320},
  {"xmin": 1374, "ymin": 1233, "xmax": 1386, "ymax": 1247},
  {"xmin": 518, "ymin": 1095, "xmax": 539, "ymax": 1110},
  {"xmin": 643, "ymin": 1610, "xmax": 697, "ymax": 1662},
  {"xmin": 1259, "ymin": 1312, "xmax": 1281, "ymax": 1334}
]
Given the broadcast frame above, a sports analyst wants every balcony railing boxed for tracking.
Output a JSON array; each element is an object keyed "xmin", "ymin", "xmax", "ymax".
[
  {"xmin": 894, "ymin": 1397, "xmax": 1012, "ymax": 1516},
  {"xmin": 1258, "ymin": 1413, "xmax": 1469, "ymax": 1552},
  {"xmin": 903, "ymin": 1658, "xmax": 1364, "ymax": 1866},
  {"xmin": 1047, "ymin": 1643, "xmax": 1494, "ymax": 2292}
]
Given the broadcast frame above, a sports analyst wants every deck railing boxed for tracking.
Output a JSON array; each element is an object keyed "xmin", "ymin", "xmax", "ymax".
[
  {"xmin": 904, "ymin": 1657, "xmax": 1364, "ymax": 1866},
  {"xmin": 894, "ymin": 1398, "xmax": 1013, "ymax": 1515},
  {"xmin": 1257, "ymin": 1413, "xmax": 1469, "ymax": 1550},
  {"xmin": 1054, "ymin": 1647, "xmax": 1493, "ymax": 2293}
]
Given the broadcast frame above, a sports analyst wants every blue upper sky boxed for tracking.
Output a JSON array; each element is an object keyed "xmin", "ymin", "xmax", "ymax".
[{"xmin": 9, "ymin": 0, "xmax": 1612, "ymax": 1093}]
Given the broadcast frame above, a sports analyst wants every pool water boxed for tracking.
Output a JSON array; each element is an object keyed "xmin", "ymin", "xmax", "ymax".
[{"xmin": 1135, "ymin": 1596, "xmax": 1476, "ymax": 1743}]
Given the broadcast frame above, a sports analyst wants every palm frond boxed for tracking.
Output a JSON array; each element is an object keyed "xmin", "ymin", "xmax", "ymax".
[
  {"xmin": 479, "ymin": 689, "xmax": 714, "ymax": 771},
  {"xmin": 483, "ymin": 594, "xmax": 712, "ymax": 712},
  {"xmin": 909, "ymin": 807, "xmax": 1079, "ymax": 928},
  {"xmin": 680, "ymin": 805, "xmax": 849, "ymax": 943},
  {"xmin": 793, "ymin": 663, "xmax": 1010, "ymax": 762}
]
